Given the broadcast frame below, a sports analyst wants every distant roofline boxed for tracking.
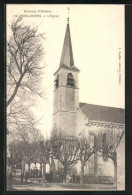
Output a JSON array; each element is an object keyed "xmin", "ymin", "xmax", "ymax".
[
  {"xmin": 79, "ymin": 102, "xmax": 125, "ymax": 110},
  {"xmin": 79, "ymin": 102, "xmax": 125, "ymax": 124}
]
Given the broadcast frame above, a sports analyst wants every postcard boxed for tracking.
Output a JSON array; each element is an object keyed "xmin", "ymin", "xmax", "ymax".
[{"xmin": 6, "ymin": 4, "xmax": 125, "ymax": 191}]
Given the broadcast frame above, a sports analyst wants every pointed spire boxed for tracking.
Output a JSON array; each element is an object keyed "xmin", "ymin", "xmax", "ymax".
[{"xmin": 60, "ymin": 17, "xmax": 74, "ymax": 67}]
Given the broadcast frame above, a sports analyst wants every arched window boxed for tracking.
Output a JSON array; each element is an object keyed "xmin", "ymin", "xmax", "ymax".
[
  {"xmin": 54, "ymin": 75, "xmax": 59, "ymax": 89},
  {"xmin": 67, "ymin": 73, "xmax": 75, "ymax": 87}
]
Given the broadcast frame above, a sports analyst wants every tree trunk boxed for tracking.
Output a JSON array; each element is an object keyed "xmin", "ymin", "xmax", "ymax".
[
  {"xmin": 42, "ymin": 162, "xmax": 46, "ymax": 186},
  {"xmin": 10, "ymin": 165, "xmax": 12, "ymax": 179},
  {"xmin": 7, "ymin": 73, "xmax": 25, "ymax": 107},
  {"xmin": 114, "ymin": 160, "xmax": 117, "ymax": 189},
  {"xmin": 40, "ymin": 163, "xmax": 42, "ymax": 178},
  {"xmin": 94, "ymin": 152, "xmax": 98, "ymax": 183},
  {"xmin": 63, "ymin": 167, "xmax": 67, "ymax": 183},
  {"xmin": 50, "ymin": 155, "xmax": 54, "ymax": 173},
  {"xmin": 28, "ymin": 163, "xmax": 30, "ymax": 174},
  {"xmin": 40, "ymin": 163, "xmax": 42, "ymax": 172},
  {"xmin": 21, "ymin": 173, "xmax": 24, "ymax": 182},
  {"xmin": 94, "ymin": 136, "xmax": 98, "ymax": 183},
  {"xmin": 80, "ymin": 161, "xmax": 85, "ymax": 185},
  {"xmin": 21, "ymin": 160, "xmax": 24, "ymax": 182}
]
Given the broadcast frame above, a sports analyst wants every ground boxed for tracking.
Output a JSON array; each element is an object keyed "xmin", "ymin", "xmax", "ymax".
[{"xmin": 7, "ymin": 177, "xmax": 116, "ymax": 191}]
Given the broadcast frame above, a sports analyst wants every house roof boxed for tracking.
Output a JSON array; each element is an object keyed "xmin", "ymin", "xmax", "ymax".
[{"xmin": 79, "ymin": 102, "xmax": 125, "ymax": 124}]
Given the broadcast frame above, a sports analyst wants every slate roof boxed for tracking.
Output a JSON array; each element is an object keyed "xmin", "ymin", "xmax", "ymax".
[
  {"xmin": 60, "ymin": 23, "xmax": 74, "ymax": 67},
  {"xmin": 79, "ymin": 102, "xmax": 125, "ymax": 124},
  {"xmin": 60, "ymin": 64, "xmax": 80, "ymax": 71},
  {"xmin": 54, "ymin": 64, "xmax": 80, "ymax": 75}
]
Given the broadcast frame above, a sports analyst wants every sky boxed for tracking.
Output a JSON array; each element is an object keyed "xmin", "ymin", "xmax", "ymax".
[{"xmin": 7, "ymin": 4, "xmax": 125, "ymax": 137}]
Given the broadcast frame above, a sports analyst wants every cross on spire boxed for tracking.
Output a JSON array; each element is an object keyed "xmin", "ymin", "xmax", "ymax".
[
  {"xmin": 67, "ymin": 7, "xmax": 70, "ymax": 24},
  {"xmin": 59, "ymin": 8, "xmax": 74, "ymax": 67}
]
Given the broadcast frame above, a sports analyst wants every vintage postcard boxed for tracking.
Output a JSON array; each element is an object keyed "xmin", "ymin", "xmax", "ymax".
[{"xmin": 6, "ymin": 4, "xmax": 125, "ymax": 191}]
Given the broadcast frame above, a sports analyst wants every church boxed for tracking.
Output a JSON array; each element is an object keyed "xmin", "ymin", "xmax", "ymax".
[{"xmin": 52, "ymin": 17, "xmax": 125, "ymax": 189}]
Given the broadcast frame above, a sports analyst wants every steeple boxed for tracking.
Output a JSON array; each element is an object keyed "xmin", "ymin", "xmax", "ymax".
[
  {"xmin": 53, "ymin": 12, "xmax": 79, "ymax": 137},
  {"xmin": 60, "ymin": 17, "xmax": 74, "ymax": 67}
]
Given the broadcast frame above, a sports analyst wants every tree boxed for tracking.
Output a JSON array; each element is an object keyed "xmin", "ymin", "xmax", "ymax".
[
  {"xmin": 6, "ymin": 16, "xmax": 49, "ymax": 186},
  {"xmin": 38, "ymin": 139, "xmax": 51, "ymax": 186},
  {"xmin": 97, "ymin": 128, "xmax": 125, "ymax": 188},
  {"xmin": 7, "ymin": 16, "xmax": 45, "ymax": 136},
  {"xmin": 7, "ymin": 16, "xmax": 45, "ymax": 107},
  {"xmin": 78, "ymin": 135, "xmax": 98, "ymax": 185},
  {"xmin": 8, "ymin": 127, "xmax": 50, "ymax": 186},
  {"xmin": 8, "ymin": 126, "xmax": 42, "ymax": 181},
  {"xmin": 52, "ymin": 133, "xmax": 80, "ymax": 183},
  {"xmin": 9, "ymin": 141, "xmax": 26, "ymax": 182}
]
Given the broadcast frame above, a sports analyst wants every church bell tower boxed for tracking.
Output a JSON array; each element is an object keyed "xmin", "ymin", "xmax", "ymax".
[{"xmin": 52, "ymin": 18, "xmax": 80, "ymax": 136}]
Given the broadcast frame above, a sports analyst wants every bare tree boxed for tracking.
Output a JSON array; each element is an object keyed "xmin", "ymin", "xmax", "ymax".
[
  {"xmin": 52, "ymin": 133, "xmax": 80, "ymax": 183},
  {"xmin": 7, "ymin": 16, "xmax": 45, "ymax": 138},
  {"xmin": 7, "ymin": 126, "xmax": 51, "ymax": 186},
  {"xmin": 78, "ymin": 135, "xmax": 98, "ymax": 185},
  {"xmin": 7, "ymin": 16, "xmax": 45, "ymax": 107},
  {"xmin": 97, "ymin": 128, "xmax": 125, "ymax": 188},
  {"xmin": 7, "ymin": 125, "xmax": 42, "ymax": 181},
  {"xmin": 7, "ymin": 108, "xmax": 41, "ymax": 146}
]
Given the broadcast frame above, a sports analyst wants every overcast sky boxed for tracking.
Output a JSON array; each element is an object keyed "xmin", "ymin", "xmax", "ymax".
[{"xmin": 7, "ymin": 4, "xmax": 125, "ymax": 137}]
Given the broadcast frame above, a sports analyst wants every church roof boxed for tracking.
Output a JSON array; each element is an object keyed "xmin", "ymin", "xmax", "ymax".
[
  {"xmin": 54, "ymin": 19, "xmax": 80, "ymax": 75},
  {"xmin": 79, "ymin": 103, "xmax": 125, "ymax": 124},
  {"xmin": 54, "ymin": 64, "xmax": 80, "ymax": 75},
  {"xmin": 60, "ymin": 20, "xmax": 74, "ymax": 67}
]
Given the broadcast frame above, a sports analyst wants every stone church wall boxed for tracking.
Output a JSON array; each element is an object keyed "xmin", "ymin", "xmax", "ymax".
[
  {"xmin": 60, "ymin": 69, "xmax": 67, "ymax": 86},
  {"xmin": 77, "ymin": 108, "xmax": 88, "ymax": 137},
  {"xmin": 53, "ymin": 88, "xmax": 60, "ymax": 114},
  {"xmin": 65, "ymin": 87, "xmax": 75, "ymax": 111},
  {"xmin": 59, "ymin": 111, "xmax": 77, "ymax": 135},
  {"xmin": 52, "ymin": 111, "xmax": 77, "ymax": 136},
  {"xmin": 52, "ymin": 112, "xmax": 60, "ymax": 133},
  {"xmin": 117, "ymin": 133, "xmax": 125, "ymax": 190}
]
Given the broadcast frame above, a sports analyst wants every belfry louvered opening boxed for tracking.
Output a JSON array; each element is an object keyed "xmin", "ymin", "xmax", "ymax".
[
  {"xmin": 54, "ymin": 75, "xmax": 59, "ymax": 89},
  {"xmin": 67, "ymin": 73, "xmax": 75, "ymax": 87}
]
